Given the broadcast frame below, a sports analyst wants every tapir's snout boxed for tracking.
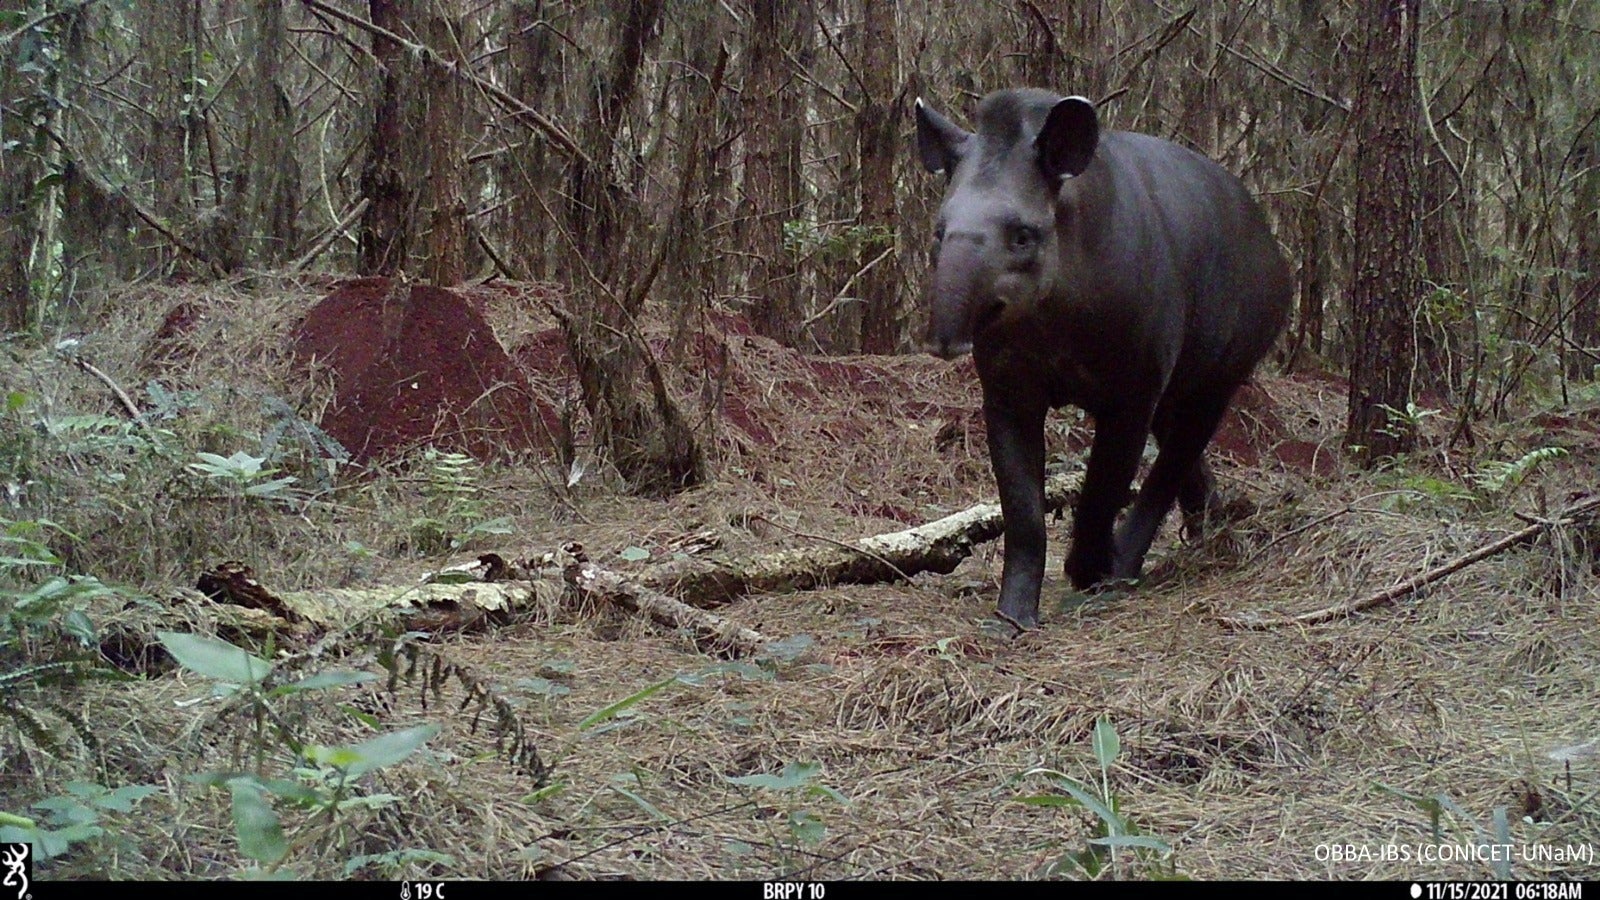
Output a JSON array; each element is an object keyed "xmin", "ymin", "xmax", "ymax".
[
  {"xmin": 924, "ymin": 332, "xmax": 973, "ymax": 360},
  {"xmin": 924, "ymin": 236, "xmax": 1000, "ymax": 360}
]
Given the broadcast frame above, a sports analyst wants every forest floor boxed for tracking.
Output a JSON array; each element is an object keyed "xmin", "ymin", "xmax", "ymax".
[{"xmin": 6, "ymin": 275, "xmax": 1600, "ymax": 881}]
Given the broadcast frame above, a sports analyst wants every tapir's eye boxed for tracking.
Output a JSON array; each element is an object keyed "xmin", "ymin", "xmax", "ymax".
[{"xmin": 1009, "ymin": 225, "xmax": 1042, "ymax": 252}]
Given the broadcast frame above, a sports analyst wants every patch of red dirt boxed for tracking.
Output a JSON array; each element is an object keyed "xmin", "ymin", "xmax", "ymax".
[
  {"xmin": 141, "ymin": 302, "xmax": 205, "ymax": 371},
  {"xmin": 721, "ymin": 394, "xmax": 775, "ymax": 446},
  {"xmin": 292, "ymin": 277, "xmax": 556, "ymax": 463},
  {"xmin": 1212, "ymin": 382, "xmax": 1284, "ymax": 467},
  {"xmin": 513, "ymin": 327, "xmax": 578, "ymax": 384},
  {"xmin": 1212, "ymin": 379, "xmax": 1342, "ymax": 476}
]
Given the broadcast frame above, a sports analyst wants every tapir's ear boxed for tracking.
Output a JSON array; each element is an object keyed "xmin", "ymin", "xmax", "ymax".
[
  {"xmin": 915, "ymin": 98, "xmax": 970, "ymax": 176},
  {"xmin": 1036, "ymin": 96, "xmax": 1098, "ymax": 180}
]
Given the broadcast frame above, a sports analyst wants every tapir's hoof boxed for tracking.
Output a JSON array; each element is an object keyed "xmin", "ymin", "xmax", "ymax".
[
  {"xmin": 995, "ymin": 603, "xmax": 1039, "ymax": 633},
  {"xmin": 1064, "ymin": 554, "xmax": 1112, "ymax": 592},
  {"xmin": 1183, "ymin": 491, "xmax": 1259, "ymax": 540},
  {"xmin": 1111, "ymin": 553, "xmax": 1145, "ymax": 583}
]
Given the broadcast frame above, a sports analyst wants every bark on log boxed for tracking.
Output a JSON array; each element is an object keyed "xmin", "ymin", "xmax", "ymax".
[{"xmin": 564, "ymin": 561, "xmax": 766, "ymax": 656}]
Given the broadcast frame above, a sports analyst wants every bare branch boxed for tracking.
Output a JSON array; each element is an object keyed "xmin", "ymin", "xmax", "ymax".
[
  {"xmin": 1227, "ymin": 495, "xmax": 1600, "ymax": 629},
  {"xmin": 292, "ymin": 198, "xmax": 370, "ymax": 271}
]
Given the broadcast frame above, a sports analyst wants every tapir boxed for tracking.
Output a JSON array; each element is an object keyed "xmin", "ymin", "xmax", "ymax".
[{"xmin": 914, "ymin": 88, "xmax": 1292, "ymax": 629}]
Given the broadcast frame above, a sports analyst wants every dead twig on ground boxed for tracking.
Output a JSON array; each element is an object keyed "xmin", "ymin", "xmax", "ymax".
[{"xmin": 1226, "ymin": 494, "xmax": 1600, "ymax": 629}]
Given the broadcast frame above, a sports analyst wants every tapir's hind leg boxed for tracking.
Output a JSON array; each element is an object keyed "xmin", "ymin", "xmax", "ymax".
[
  {"xmin": 1064, "ymin": 407, "xmax": 1152, "ymax": 592},
  {"xmin": 1113, "ymin": 388, "xmax": 1235, "ymax": 580},
  {"xmin": 1177, "ymin": 457, "xmax": 1217, "ymax": 540},
  {"xmin": 1152, "ymin": 400, "xmax": 1221, "ymax": 537}
]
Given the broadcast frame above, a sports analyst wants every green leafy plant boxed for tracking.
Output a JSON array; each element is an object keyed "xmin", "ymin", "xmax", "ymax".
[
  {"xmin": 0, "ymin": 781, "xmax": 161, "ymax": 862},
  {"xmin": 43, "ymin": 412, "xmax": 166, "ymax": 459},
  {"xmin": 1376, "ymin": 401, "xmax": 1442, "ymax": 441},
  {"xmin": 143, "ymin": 380, "xmax": 206, "ymax": 421},
  {"xmin": 0, "ymin": 516, "xmax": 112, "ymax": 757},
  {"xmin": 1468, "ymin": 446, "xmax": 1567, "ymax": 496},
  {"xmin": 1015, "ymin": 717, "xmax": 1177, "ymax": 879},
  {"xmin": 0, "ymin": 515, "xmax": 142, "ymax": 866},
  {"xmin": 783, "ymin": 219, "xmax": 895, "ymax": 262},
  {"xmin": 187, "ymin": 450, "xmax": 299, "ymax": 499},
  {"xmin": 258, "ymin": 395, "xmax": 348, "ymax": 491},
  {"xmin": 156, "ymin": 630, "xmax": 442, "ymax": 876},
  {"xmin": 725, "ymin": 760, "xmax": 849, "ymax": 866}
]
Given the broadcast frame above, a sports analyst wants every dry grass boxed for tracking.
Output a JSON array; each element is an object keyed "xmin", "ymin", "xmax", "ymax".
[{"xmin": 2, "ymin": 278, "xmax": 1597, "ymax": 881}]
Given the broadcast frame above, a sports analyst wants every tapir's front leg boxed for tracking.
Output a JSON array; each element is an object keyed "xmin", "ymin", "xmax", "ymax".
[{"xmin": 984, "ymin": 390, "xmax": 1047, "ymax": 629}]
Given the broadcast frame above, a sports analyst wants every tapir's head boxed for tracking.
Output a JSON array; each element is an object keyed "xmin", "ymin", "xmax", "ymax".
[{"xmin": 914, "ymin": 89, "xmax": 1100, "ymax": 359}]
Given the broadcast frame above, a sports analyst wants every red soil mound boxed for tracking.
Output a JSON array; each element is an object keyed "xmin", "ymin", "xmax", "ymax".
[{"xmin": 291, "ymin": 277, "xmax": 556, "ymax": 463}]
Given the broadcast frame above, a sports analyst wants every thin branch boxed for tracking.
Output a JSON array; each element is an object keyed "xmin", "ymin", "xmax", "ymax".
[
  {"xmin": 1226, "ymin": 495, "xmax": 1600, "ymax": 630},
  {"xmin": 292, "ymin": 198, "xmax": 370, "ymax": 270},
  {"xmin": 1217, "ymin": 40, "xmax": 1350, "ymax": 112},
  {"xmin": 0, "ymin": 0, "xmax": 97, "ymax": 49},
  {"xmin": 47, "ymin": 128, "xmax": 226, "ymax": 278},
  {"xmin": 566, "ymin": 560, "xmax": 767, "ymax": 658},
  {"xmin": 817, "ymin": 13, "xmax": 867, "ymax": 100},
  {"xmin": 802, "ymin": 245, "xmax": 894, "ymax": 328},
  {"xmin": 70, "ymin": 356, "xmax": 166, "ymax": 449}
]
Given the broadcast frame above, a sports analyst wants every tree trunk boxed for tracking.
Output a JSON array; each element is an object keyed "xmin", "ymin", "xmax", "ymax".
[
  {"xmin": 1288, "ymin": 0, "xmax": 1334, "ymax": 367},
  {"xmin": 1059, "ymin": 0, "xmax": 1102, "ymax": 94},
  {"xmin": 233, "ymin": 0, "xmax": 300, "ymax": 268},
  {"xmin": 1568, "ymin": 133, "xmax": 1600, "ymax": 379},
  {"xmin": 663, "ymin": 18, "xmax": 732, "ymax": 351},
  {"xmin": 0, "ymin": 31, "xmax": 43, "ymax": 331},
  {"xmin": 502, "ymin": 0, "xmax": 560, "ymax": 280},
  {"xmin": 557, "ymin": 0, "xmax": 704, "ymax": 496},
  {"xmin": 856, "ymin": 0, "xmax": 901, "ymax": 353},
  {"xmin": 358, "ymin": 0, "xmax": 467, "ymax": 282},
  {"xmin": 417, "ymin": 1, "xmax": 468, "ymax": 284},
  {"xmin": 358, "ymin": 0, "xmax": 410, "ymax": 275},
  {"xmin": 1346, "ymin": 0, "xmax": 1422, "ymax": 462},
  {"xmin": 741, "ymin": 0, "xmax": 807, "ymax": 345},
  {"xmin": 1417, "ymin": 140, "xmax": 1470, "ymax": 400},
  {"xmin": 564, "ymin": 0, "xmax": 662, "ymax": 283},
  {"xmin": 1016, "ymin": 1, "xmax": 1058, "ymax": 89},
  {"xmin": 140, "ymin": 0, "xmax": 197, "ymax": 275}
]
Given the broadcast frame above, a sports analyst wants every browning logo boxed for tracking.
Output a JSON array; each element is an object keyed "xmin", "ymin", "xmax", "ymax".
[{"xmin": 0, "ymin": 844, "xmax": 28, "ymax": 900}]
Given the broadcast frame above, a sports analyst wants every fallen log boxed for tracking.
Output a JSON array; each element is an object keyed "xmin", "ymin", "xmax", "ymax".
[
  {"xmin": 178, "ymin": 473, "xmax": 1086, "ymax": 643},
  {"xmin": 638, "ymin": 472, "xmax": 1085, "ymax": 607}
]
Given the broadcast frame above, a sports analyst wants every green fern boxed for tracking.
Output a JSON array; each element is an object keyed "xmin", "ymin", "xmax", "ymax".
[
  {"xmin": 1470, "ymin": 446, "xmax": 1568, "ymax": 495},
  {"xmin": 408, "ymin": 448, "xmax": 500, "ymax": 554},
  {"xmin": 259, "ymin": 395, "xmax": 348, "ymax": 490}
]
